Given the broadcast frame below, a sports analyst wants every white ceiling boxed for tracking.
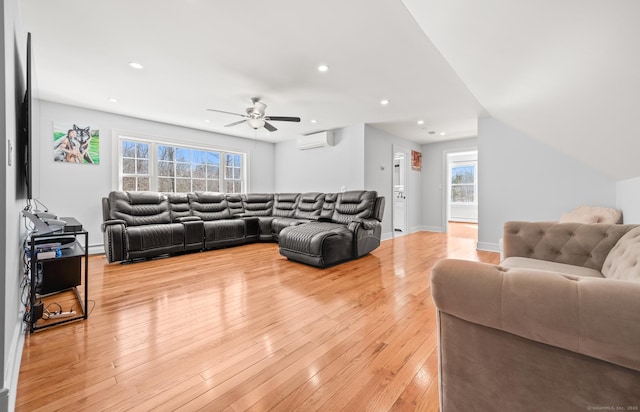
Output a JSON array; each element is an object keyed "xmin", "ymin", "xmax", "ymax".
[
  {"xmin": 403, "ymin": 0, "xmax": 640, "ymax": 180},
  {"xmin": 21, "ymin": 0, "xmax": 640, "ymax": 180},
  {"xmin": 20, "ymin": 0, "xmax": 483, "ymax": 145}
]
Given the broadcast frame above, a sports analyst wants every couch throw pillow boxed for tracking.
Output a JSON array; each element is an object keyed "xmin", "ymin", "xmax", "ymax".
[{"xmin": 601, "ymin": 226, "xmax": 640, "ymax": 281}]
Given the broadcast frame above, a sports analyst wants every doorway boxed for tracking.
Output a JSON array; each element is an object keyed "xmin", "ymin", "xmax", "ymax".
[
  {"xmin": 393, "ymin": 145, "xmax": 409, "ymax": 236},
  {"xmin": 446, "ymin": 150, "xmax": 478, "ymax": 227}
]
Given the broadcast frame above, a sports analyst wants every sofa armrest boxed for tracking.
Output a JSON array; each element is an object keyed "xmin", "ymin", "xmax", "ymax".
[
  {"xmin": 431, "ymin": 259, "xmax": 640, "ymax": 372},
  {"xmin": 102, "ymin": 219, "xmax": 127, "ymax": 263},
  {"xmin": 101, "ymin": 219, "xmax": 126, "ymax": 232},
  {"xmin": 347, "ymin": 218, "xmax": 382, "ymax": 257},
  {"xmin": 502, "ymin": 221, "xmax": 634, "ymax": 270}
]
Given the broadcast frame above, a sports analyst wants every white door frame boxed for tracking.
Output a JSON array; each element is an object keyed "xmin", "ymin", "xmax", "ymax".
[{"xmin": 392, "ymin": 144, "xmax": 410, "ymax": 237}]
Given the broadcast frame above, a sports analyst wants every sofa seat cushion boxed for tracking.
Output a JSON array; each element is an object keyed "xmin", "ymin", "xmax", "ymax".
[
  {"xmin": 501, "ymin": 257, "xmax": 604, "ymax": 278},
  {"xmin": 202, "ymin": 219, "xmax": 246, "ymax": 248},
  {"xmin": 271, "ymin": 217, "xmax": 309, "ymax": 236},
  {"xmin": 125, "ymin": 223, "xmax": 185, "ymax": 259},
  {"xmin": 601, "ymin": 226, "xmax": 640, "ymax": 281},
  {"xmin": 278, "ymin": 222, "xmax": 353, "ymax": 268}
]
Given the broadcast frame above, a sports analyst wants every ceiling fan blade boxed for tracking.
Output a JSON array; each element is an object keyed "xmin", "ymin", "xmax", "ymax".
[
  {"xmin": 264, "ymin": 122, "xmax": 278, "ymax": 132},
  {"xmin": 206, "ymin": 108, "xmax": 246, "ymax": 118},
  {"xmin": 225, "ymin": 119, "xmax": 247, "ymax": 127},
  {"xmin": 265, "ymin": 116, "xmax": 301, "ymax": 122}
]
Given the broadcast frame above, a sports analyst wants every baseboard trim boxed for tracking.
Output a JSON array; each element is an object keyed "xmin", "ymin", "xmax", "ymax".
[
  {"xmin": 381, "ymin": 232, "xmax": 394, "ymax": 241},
  {"xmin": 477, "ymin": 241, "xmax": 500, "ymax": 252},
  {"xmin": 422, "ymin": 226, "xmax": 444, "ymax": 233},
  {"xmin": 4, "ymin": 319, "xmax": 25, "ymax": 412}
]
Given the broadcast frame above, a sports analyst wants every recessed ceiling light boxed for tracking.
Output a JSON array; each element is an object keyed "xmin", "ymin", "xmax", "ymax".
[
  {"xmin": 380, "ymin": 99, "xmax": 390, "ymax": 106},
  {"xmin": 128, "ymin": 61, "xmax": 144, "ymax": 70},
  {"xmin": 265, "ymin": 132, "xmax": 270, "ymax": 136},
  {"xmin": 439, "ymin": 132, "xmax": 446, "ymax": 136},
  {"xmin": 107, "ymin": 98, "xmax": 118, "ymax": 103},
  {"xmin": 204, "ymin": 119, "xmax": 210, "ymax": 123},
  {"xmin": 417, "ymin": 120, "xmax": 424, "ymax": 125},
  {"xmin": 317, "ymin": 64, "xmax": 329, "ymax": 72},
  {"xmin": 310, "ymin": 119, "xmax": 317, "ymax": 124}
]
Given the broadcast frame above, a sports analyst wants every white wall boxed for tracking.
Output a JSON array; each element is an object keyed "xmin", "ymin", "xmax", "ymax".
[
  {"xmin": 36, "ymin": 101, "xmax": 276, "ymax": 252},
  {"xmin": 421, "ymin": 137, "xmax": 477, "ymax": 232},
  {"xmin": 364, "ymin": 125, "xmax": 423, "ymax": 239},
  {"xmin": 478, "ymin": 117, "xmax": 617, "ymax": 251},
  {"xmin": 274, "ymin": 124, "xmax": 365, "ymax": 193},
  {"xmin": 616, "ymin": 176, "xmax": 640, "ymax": 224},
  {"xmin": 3, "ymin": 0, "xmax": 30, "ymax": 409}
]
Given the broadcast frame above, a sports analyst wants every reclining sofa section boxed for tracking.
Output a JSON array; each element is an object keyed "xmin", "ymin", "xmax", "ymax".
[{"xmin": 102, "ymin": 190, "xmax": 385, "ymax": 268}]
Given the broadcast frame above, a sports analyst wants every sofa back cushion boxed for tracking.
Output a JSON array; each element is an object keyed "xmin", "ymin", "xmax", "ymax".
[
  {"xmin": 166, "ymin": 193, "xmax": 191, "ymax": 222},
  {"xmin": 294, "ymin": 192, "xmax": 324, "ymax": 220},
  {"xmin": 320, "ymin": 193, "xmax": 338, "ymax": 220},
  {"xmin": 226, "ymin": 194, "xmax": 245, "ymax": 216},
  {"xmin": 602, "ymin": 226, "xmax": 640, "ymax": 281},
  {"xmin": 188, "ymin": 192, "xmax": 230, "ymax": 221},
  {"xmin": 242, "ymin": 193, "xmax": 274, "ymax": 216},
  {"xmin": 503, "ymin": 221, "xmax": 636, "ymax": 270},
  {"xmin": 273, "ymin": 193, "xmax": 300, "ymax": 217},
  {"xmin": 331, "ymin": 190, "xmax": 376, "ymax": 224},
  {"xmin": 109, "ymin": 191, "xmax": 171, "ymax": 226}
]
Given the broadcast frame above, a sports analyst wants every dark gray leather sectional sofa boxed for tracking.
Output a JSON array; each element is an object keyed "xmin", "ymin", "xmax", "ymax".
[{"xmin": 101, "ymin": 190, "xmax": 385, "ymax": 268}]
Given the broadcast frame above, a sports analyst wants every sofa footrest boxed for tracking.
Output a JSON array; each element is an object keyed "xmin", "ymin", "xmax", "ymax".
[{"xmin": 278, "ymin": 222, "xmax": 353, "ymax": 268}]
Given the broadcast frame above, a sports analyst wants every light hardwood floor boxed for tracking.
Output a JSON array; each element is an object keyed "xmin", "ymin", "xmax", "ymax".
[{"xmin": 16, "ymin": 224, "xmax": 498, "ymax": 411}]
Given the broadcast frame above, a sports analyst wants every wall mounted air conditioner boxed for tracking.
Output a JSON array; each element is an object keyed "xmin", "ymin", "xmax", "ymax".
[{"xmin": 296, "ymin": 131, "xmax": 334, "ymax": 150}]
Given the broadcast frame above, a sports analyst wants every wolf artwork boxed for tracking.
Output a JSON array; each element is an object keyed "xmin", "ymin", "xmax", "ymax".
[{"xmin": 53, "ymin": 124, "xmax": 95, "ymax": 163}]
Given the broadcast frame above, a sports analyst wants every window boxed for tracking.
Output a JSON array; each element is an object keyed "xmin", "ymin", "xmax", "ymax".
[
  {"xmin": 450, "ymin": 162, "xmax": 477, "ymax": 203},
  {"xmin": 117, "ymin": 136, "xmax": 246, "ymax": 193}
]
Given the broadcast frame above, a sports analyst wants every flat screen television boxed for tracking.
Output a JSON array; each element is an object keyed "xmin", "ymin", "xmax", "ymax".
[{"xmin": 18, "ymin": 32, "xmax": 34, "ymax": 200}]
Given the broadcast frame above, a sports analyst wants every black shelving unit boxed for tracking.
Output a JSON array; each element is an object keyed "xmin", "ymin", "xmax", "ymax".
[{"xmin": 28, "ymin": 228, "xmax": 88, "ymax": 332}]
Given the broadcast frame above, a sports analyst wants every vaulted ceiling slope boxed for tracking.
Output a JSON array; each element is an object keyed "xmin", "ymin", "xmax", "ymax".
[
  {"xmin": 20, "ymin": 0, "xmax": 483, "ymax": 144},
  {"xmin": 403, "ymin": 0, "xmax": 640, "ymax": 180}
]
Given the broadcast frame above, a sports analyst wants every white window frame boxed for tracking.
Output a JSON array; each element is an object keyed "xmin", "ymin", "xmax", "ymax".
[
  {"xmin": 450, "ymin": 160, "xmax": 478, "ymax": 205},
  {"xmin": 112, "ymin": 131, "xmax": 248, "ymax": 193}
]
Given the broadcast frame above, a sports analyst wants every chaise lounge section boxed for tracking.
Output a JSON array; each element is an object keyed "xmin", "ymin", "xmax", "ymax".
[{"xmin": 102, "ymin": 189, "xmax": 385, "ymax": 268}]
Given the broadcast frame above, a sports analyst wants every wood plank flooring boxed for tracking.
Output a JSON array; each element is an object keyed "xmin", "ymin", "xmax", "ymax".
[{"xmin": 16, "ymin": 224, "xmax": 498, "ymax": 411}]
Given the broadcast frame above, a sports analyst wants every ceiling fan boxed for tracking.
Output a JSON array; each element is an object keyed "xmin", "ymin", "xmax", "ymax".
[{"xmin": 207, "ymin": 97, "xmax": 301, "ymax": 132}]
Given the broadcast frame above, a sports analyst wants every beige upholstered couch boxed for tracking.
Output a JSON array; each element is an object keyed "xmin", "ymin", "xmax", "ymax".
[{"xmin": 431, "ymin": 221, "xmax": 640, "ymax": 411}]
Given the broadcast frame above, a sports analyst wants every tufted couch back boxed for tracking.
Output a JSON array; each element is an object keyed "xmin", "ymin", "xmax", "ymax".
[
  {"xmin": 601, "ymin": 226, "xmax": 640, "ymax": 281},
  {"xmin": 166, "ymin": 193, "xmax": 191, "ymax": 222},
  {"xmin": 109, "ymin": 191, "xmax": 171, "ymax": 226},
  {"xmin": 503, "ymin": 221, "xmax": 637, "ymax": 271}
]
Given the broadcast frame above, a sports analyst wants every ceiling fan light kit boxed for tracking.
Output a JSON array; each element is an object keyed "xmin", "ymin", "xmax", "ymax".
[{"xmin": 207, "ymin": 97, "xmax": 300, "ymax": 132}]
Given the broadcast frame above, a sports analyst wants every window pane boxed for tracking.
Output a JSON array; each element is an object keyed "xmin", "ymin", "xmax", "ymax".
[
  {"xmin": 192, "ymin": 164, "xmax": 206, "ymax": 178},
  {"xmin": 176, "ymin": 179, "xmax": 191, "ymax": 192},
  {"xmin": 236, "ymin": 167, "xmax": 242, "ymax": 180},
  {"xmin": 158, "ymin": 145, "xmax": 175, "ymax": 161},
  {"xmin": 192, "ymin": 150, "xmax": 206, "ymax": 164},
  {"xmin": 451, "ymin": 185, "xmax": 474, "ymax": 203},
  {"xmin": 158, "ymin": 161, "xmax": 174, "ymax": 177},
  {"xmin": 123, "ymin": 159, "xmax": 135, "ymax": 174},
  {"xmin": 122, "ymin": 177, "xmax": 136, "ymax": 191},
  {"xmin": 176, "ymin": 148, "xmax": 190, "ymax": 162},
  {"xmin": 158, "ymin": 178, "xmax": 174, "ymax": 192},
  {"xmin": 225, "ymin": 181, "xmax": 234, "ymax": 193},
  {"xmin": 138, "ymin": 177, "xmax": 150, "ymax": 191},
  {"xmin": 137, "ymin": 159, "xmax": 149, "ymax": 174},
  {"xmin": 122, "ymin": 141, "xmax": 135, "ymax": 157},
  {"xmin": 207, "ymin": 165, "xmax": 219, "ymax": 179},
  {"xmin": 176, "ymin": 163, "xmax": 190, "ymax": 178},
  {"xmin": 207, "ymin": 180, "xmax": 219, "ymax": 192},
  {"xmin": 192, "ymin": 179, "xmax": 206, "ymax": 191},
  {"xmin": 136, "ymin": 143, "xmax": 149, "ymax": 159},
  {"xmin": 206, "ymin": 152, "xmax": 220, "ymax": 166},
  {"xmin": 451, "ymin": 166, "xmax": 475, "ymax": 184}
]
